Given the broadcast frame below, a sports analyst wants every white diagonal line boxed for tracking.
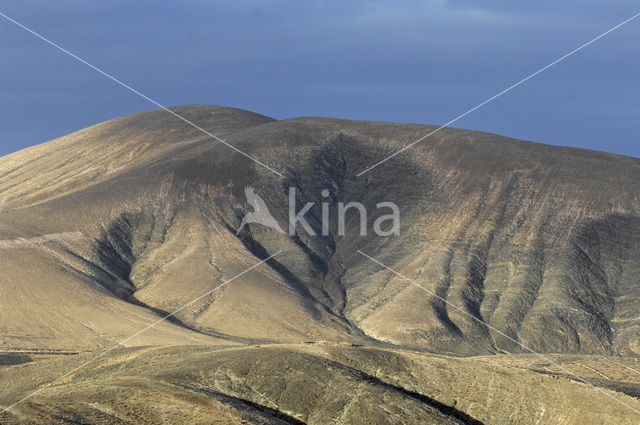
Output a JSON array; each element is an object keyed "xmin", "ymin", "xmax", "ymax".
[
  {"xmin": 357, "ymin": 12, "xmax": 640, "ymax": 176},
  {"xmin": 356, "ymin": 249, "xmax": 640, "ymax": 416},
  {"xmin": 0, "ymin": 11, "xmax": 283, "ymax": 178},
  {"xmin": 0, "ymin": 249, "xmax": 283, "ymax": 416},
  {"xmin": 0, "ymin": 232, "xmax": 83, "ymax": 249}
]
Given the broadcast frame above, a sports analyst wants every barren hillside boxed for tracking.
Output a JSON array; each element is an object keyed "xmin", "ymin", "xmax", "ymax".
[
  {"xmin": 2, "ymin": 105, "xmax": 640, "ymax": 423},
  {"xmin": 2, "ymin": 105, "xmax": 639, "ymax": 355}
]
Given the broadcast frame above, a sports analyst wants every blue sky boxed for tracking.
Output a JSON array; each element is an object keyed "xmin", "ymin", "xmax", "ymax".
[{"xmin": 0, "ymin": 1, "xmax": 638, "ymax": 157}]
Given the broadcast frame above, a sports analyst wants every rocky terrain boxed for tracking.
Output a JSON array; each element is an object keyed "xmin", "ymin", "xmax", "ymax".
[
  {"xmin": 3, "ymin": 344, "xmax": 640, "ymax": 424},
  {"xmin": 1, "ymin": 105, "xmax": 640, "ymax": 423}
]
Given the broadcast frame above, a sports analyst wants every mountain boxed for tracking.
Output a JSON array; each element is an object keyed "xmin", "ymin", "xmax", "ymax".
[{"xmin": 2, "ymin": 105, "xmax": 640, "ymax": 424}]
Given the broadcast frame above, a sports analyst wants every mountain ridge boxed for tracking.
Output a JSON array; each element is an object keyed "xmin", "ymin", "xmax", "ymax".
[{"xmin": 1, "ymin": 105, "xmax": 640, "ymax": 357}]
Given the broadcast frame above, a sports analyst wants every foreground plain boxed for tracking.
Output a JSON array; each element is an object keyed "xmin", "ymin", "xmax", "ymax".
[{"xmin": 3, "ymin": 344, "xmax": 640, "ymax": 424}]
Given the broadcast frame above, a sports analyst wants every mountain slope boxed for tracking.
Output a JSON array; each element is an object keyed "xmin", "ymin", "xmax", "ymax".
[
  {"xmin": 0, "ymin": 105, "xmax": 274, "ymax": 213},
  {"xmin": 1, "ymin": 105, "xmax": 640, "ymax": 357}
]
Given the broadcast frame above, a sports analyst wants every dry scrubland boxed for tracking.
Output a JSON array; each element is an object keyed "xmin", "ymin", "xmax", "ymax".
[{"xmin": 1, "ymin": 105, "xmax": 640, "ymax": 423}]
